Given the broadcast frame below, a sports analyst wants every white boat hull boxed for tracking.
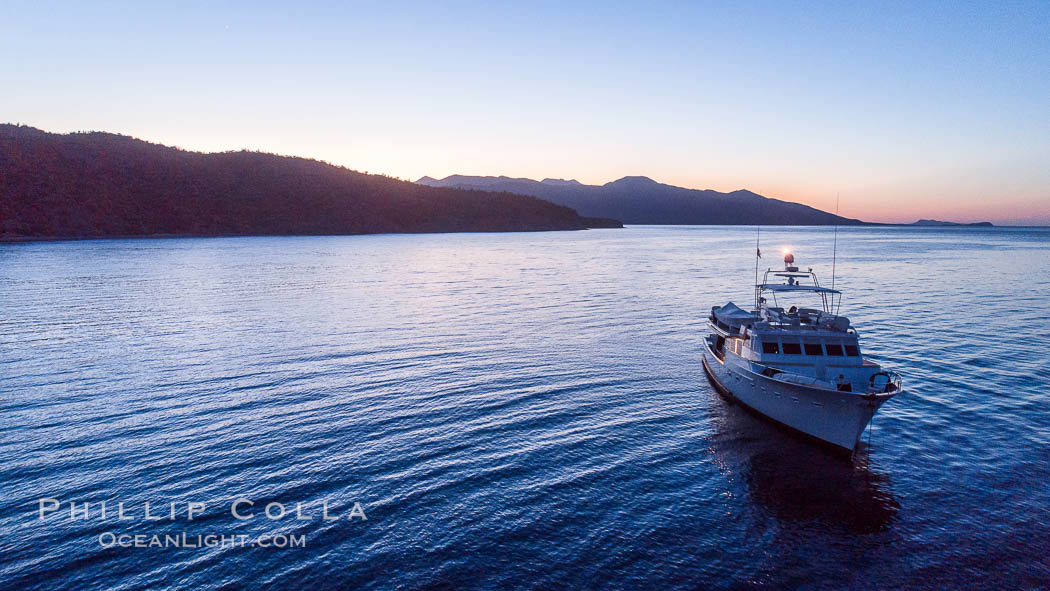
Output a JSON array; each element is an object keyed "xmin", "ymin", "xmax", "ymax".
[{"xmin": 702, "ymin": 344, "xmax": 895, "ymax": 453}]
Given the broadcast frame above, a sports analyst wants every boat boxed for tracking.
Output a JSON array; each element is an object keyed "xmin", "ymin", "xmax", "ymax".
[{"xmin": 700, "ymin": 250, "xmax": 901, "ymax": 454}]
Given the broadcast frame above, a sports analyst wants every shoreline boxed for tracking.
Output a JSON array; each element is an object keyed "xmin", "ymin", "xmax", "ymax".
[{"xmin": 3, "ymin": 223, "xmax": 1042, "ymax": 245}]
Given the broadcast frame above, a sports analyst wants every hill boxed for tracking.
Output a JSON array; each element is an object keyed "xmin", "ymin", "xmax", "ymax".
[
  {"xmin": 910, "ymin": 219, "xmax": 994, "ymax": 227},
  {"xmin": 416, "ymin": 175, "xmax": 867, "ymax": 226},
  {"xmin": 0, "ymin": 125, "xmax": 621, "ymax": 241}
]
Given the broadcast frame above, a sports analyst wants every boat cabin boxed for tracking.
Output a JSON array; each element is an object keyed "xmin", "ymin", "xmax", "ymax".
[{"xmin": 706, "ymin": 254, "xmax": 884, "ymax": 388}]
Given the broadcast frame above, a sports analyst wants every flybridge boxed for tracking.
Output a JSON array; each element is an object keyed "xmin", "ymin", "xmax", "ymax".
[
  {"xmin": 757, "ymin": 283, "xmax": 840, "ymax": 294},
  {"xmin": 754, "ymin": 251, "xmax": 840, "ymax": 314}
]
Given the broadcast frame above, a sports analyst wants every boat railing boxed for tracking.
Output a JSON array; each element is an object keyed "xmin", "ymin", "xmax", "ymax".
[
  {"xmin": 752, "ymin": 321, "xmax": 853, "ymax": 334},
  {"xmin": 867, "ymin": 370, "xmax": 902, "ymax": 394},
  {"xmin": 705, "ymin": 335, "xmax": 725, "ymax": 361}
]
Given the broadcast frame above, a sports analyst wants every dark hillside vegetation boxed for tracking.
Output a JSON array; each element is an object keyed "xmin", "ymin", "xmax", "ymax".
[{"xmin": 0, "ymin": 125, "xmax": 620, "ymax": 240}]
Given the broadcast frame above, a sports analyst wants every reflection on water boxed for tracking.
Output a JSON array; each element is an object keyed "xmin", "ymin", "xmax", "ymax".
[
  {"xmin": 746, "ymin": 448, "xmax": 899, "ymax": 534},
  {"xmin": 706, "ymin": 398, "xmax": 900, "ymax": 534}
]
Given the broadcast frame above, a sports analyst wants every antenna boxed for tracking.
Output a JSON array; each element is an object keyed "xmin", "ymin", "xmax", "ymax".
[
  {"xmin": 754, "ymin": 225, "xmax": 761, "ymax": 309},
  {"xmin": 831, "ymin": 193, "xmax": 840, "ymax": 313}
]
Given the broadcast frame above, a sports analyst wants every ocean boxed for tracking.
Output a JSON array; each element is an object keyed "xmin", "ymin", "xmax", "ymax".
[{"xmin": 2, "ymin": 226, "xmax": 1049, "ymax": 589}]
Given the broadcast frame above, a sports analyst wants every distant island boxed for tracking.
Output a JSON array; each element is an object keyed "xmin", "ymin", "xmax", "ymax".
[
  {"xmin": 0, "ymin": 125, "xmax": 621, "ymax": 241},
  {"xmin": 417, "ymin": 175, "xmax": 867, "ymax": 226},
  {"xmin": 909, "ymin": 219, "xmax": 994, "ymax": 227}
]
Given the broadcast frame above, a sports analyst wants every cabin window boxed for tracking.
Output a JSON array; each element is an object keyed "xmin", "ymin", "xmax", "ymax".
[
  {"xmin": 825, "ymin": 343, "xmax": 845, "ymax": 356},
  {"xmin": 782, "ymin": 342, "xmax": 802, "ymax": 355},
  {"xmin": 844, "ymin": 345, "xmax": 860, "ymax": 357},
  {"xmin": 804, "ymin": 343, "xmax": 823, "ymax": 356},
  {"xmin": 761, "ymin": 341, "xmax": 779, "ymax": 354}
]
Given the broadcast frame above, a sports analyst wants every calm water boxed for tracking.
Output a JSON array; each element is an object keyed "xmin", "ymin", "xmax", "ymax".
[{"xmin": 2, "ymin": 226, "xmax": 1049, "ymax": 589}]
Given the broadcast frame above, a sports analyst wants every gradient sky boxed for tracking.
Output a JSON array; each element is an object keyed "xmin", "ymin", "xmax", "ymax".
[{"xmin": 2, "ymin": 1, "xmax": 1048, "ymax": 224}]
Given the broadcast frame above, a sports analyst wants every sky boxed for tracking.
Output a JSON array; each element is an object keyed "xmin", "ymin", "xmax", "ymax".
[{"xmin": 2, "ymin": 1, "xmax": 1048, "ymax": 224}]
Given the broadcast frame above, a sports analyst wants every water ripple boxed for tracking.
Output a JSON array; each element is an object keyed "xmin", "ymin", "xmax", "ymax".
[{"xmin": 1, "ymin": 227, "xmax": 1049, "ymax": 589}]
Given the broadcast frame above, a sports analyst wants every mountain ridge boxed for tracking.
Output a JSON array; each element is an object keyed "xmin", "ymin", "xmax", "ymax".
[{"xmin": 416, "ymin": 175, "xmax": 867, "ymax": 226}]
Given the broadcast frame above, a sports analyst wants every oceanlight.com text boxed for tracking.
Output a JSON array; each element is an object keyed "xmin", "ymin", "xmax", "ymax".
[{"xmin": 97, "ymin": 532, "xmax": 306, "ymax": 549}]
